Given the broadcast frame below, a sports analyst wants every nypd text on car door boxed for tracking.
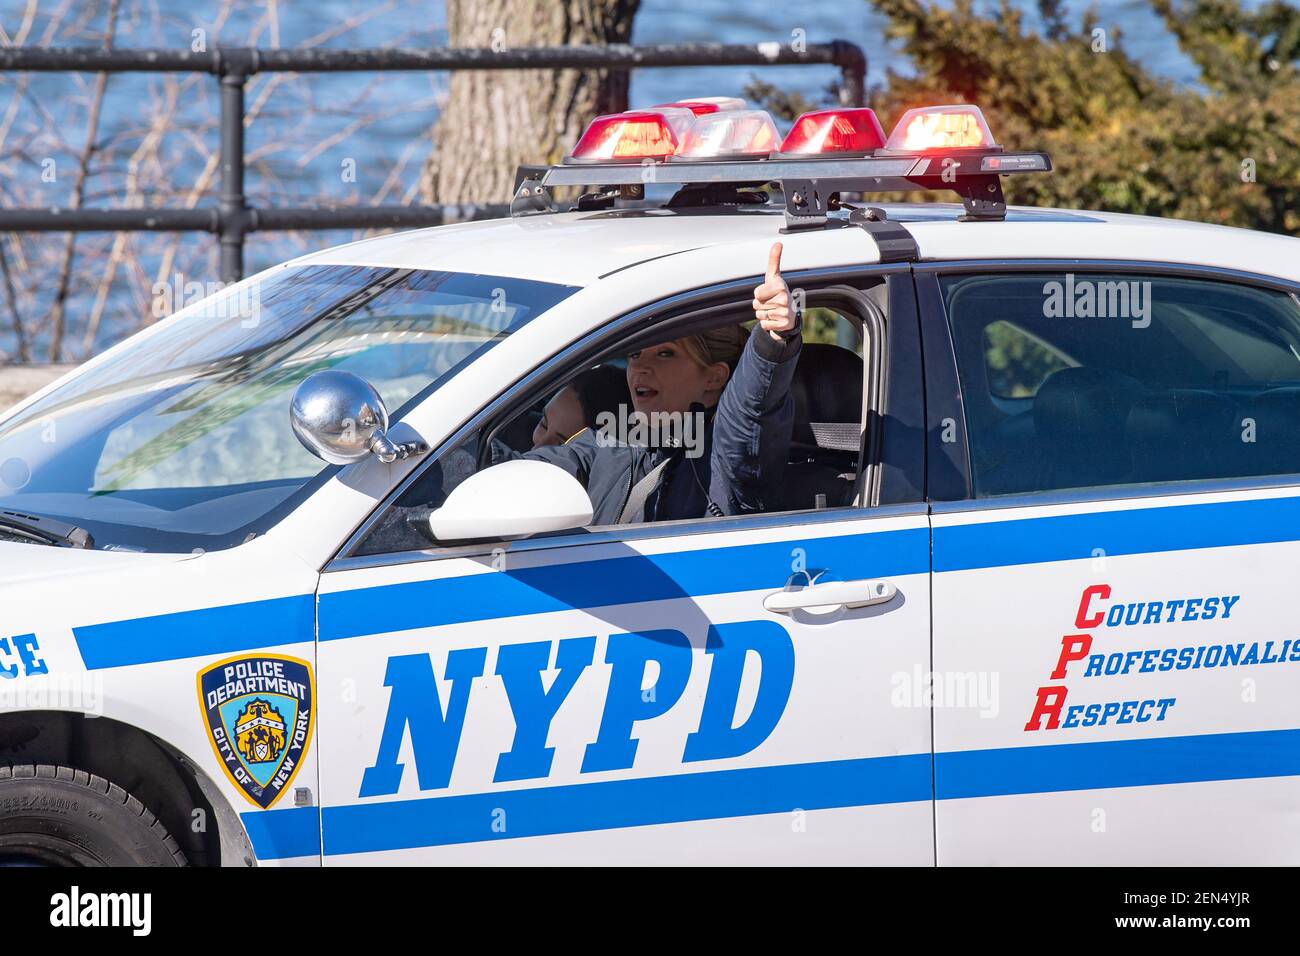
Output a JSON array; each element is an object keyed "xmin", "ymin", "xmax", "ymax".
[
  {"xmin": 310, "ymin": 303, "xmax": 932, "ymax": 864},
  {"xmin": 314, "ymin": 508, "xmax": 931, "ymax": 864}
]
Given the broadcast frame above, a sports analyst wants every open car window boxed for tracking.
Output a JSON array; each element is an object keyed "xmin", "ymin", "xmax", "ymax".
[{"xmin": 354, "ymin": 303, "xmax": 873, "ymax": 557}]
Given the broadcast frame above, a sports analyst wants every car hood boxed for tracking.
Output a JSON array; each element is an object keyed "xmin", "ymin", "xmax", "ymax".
[{"xmin": 0, "ymin": 541, "xmax": 194, "ymax": 586}]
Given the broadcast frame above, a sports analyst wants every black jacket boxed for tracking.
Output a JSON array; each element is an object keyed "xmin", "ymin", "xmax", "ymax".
[{"xmin": 519, "ymin": 323, "xmax": 801, "ymax": 524}]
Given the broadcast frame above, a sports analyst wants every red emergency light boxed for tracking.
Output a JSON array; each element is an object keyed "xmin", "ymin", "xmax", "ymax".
[
  {"xmin": 563, "ymin": 99, "xmax": 1015, "ymax": 171},
  {"xmin": 529, "ymin": 96, "xmax": 1048, "ymax": 228},
  {"xmin": 566, "ymin": 108, "xmax": 695, "ymax": 163},
  {"xmin": 567, "ymin": 105, "xmax": 779, "ymax": 163},
  {"xmin": 654, "ymin": 97, "xmax": 746, "ymax": 116},
  {"xmin": 778, "ymin": 108, "xmax": 887, "ymax": 156}
]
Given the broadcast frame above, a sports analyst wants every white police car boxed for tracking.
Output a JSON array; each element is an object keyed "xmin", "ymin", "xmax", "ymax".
[{"xmin": 1, "ymin": 101, "xmax": 1298, "ymax": 866}]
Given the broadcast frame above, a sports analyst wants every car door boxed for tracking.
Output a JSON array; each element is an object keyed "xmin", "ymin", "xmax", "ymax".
[
  {"xmin": 922, "ymin": 264, "xmax": 1300, "ymax": 864},
  {"xmin": 312, "ymin": 272, "xmax": 935, "ymax": 864}
]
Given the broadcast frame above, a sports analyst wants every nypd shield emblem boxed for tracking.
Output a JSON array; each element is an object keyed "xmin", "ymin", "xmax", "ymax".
[{"xmin": 197, "ymin": 654, "xmax": 314, "ymax": 809}]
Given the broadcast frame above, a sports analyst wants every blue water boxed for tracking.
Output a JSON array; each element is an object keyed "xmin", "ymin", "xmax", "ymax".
[
  {"xmin": 636, "ymin": 0, "xmax": 1207, "ymax": 98},
  {"xmin": 0, "ymin": 0, "xmax": 1236, "ymax": 356}
]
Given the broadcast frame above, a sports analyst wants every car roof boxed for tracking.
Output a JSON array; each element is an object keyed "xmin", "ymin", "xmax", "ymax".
[
  {"xmin": 296, "ymin": 203, "xmax": 1300, "ymax": 287},
  {"xmin": 894, "ymin": 204, "xmax": 1300, "ymax": 284},
  {"xmin": 299, "ymin": 210, "xmax": 795, "ymax": 286}
]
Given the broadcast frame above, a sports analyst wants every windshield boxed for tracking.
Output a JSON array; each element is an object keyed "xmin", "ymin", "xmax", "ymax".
[{"xmin": 0, "ymin": 265, "xmax": 576, "ymax": 554}]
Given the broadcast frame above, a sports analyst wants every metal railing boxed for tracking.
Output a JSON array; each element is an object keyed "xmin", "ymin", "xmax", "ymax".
[{"xmin": 0, "ymin": 42, "xmax": 867, "ymax": 282}]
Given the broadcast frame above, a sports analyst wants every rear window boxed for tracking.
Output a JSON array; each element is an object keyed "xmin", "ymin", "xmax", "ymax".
[{"xmin": 943, "ymin": 272, "xmax": 1300, "ymax": 497}]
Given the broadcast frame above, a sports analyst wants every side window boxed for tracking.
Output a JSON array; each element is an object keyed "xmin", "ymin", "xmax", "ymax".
[
  {"xmin": 982, "ymin": 320, "xmax": 1074, "ymax": 400},
  {"xmin": 804, "ymin": 307, "xmax": 865, "ymax": 356},
  {"xmin": 942, "ymin": 272, "xmax": 1300, "ymax": 497},
  {"xmin": 354, "ymin": 303, "xmax": 874, "ymax": 556}
]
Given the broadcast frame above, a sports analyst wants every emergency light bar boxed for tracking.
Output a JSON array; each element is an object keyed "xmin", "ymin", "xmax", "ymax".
[{"xmin": 520, "ymin": 101, "xmax": 1052, "ymax": 227}]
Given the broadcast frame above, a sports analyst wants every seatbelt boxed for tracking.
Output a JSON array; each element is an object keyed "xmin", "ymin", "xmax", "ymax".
[{"xmin": 618, "ymin": 453, "xmax": 676, "ymax": 524}]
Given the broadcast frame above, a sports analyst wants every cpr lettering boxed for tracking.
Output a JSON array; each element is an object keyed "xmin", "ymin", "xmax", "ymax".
[
  {"xmin": 1077, "ymin": 583, "xmax": 1242, "ymax": 627},
  {"xmin": 1024, "ymin": 582, "xmax": 1187, "ymax": 732},
  {"xmin": 361, "ymin": 621, "xmax": 796, "ymax": 796}
]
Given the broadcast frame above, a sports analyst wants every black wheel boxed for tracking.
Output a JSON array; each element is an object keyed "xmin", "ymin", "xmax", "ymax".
[{"xmin": 0, "ymin": 764, "xmax": 186, "ymax": 866}]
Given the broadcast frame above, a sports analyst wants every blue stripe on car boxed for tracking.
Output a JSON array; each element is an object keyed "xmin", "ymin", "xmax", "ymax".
[
  {"xmin": 934, "ymin": 727, "xmax": 1300, "ymax": 798},
  {"xmin": 70, "ymin": 528, "xmax": 928, "ymax": 667},
  {"xmin": 317, "ymin": 527, "xmax": 930, "ymax": 642},
  {"xmin": 330, "ymin": 753, "xmax": 929, "ymax": 857},
  {"xmin": 240, "ymin": 727, "xmax": 1300, "ymax": 859},
  {"xmin": 240, "ymin": 805, "xmax": 321, "ymax": 860},
  {"xmin": 73, "ymin": 594, "xmax": 315, "ymax": 670},
  {"xmin": 932, "ymin": 493, "xmax": 1300, "ymax": 572},
  {"xmin": 68, "ymin": 492, "xmax": 1300, "ymax": 668}
]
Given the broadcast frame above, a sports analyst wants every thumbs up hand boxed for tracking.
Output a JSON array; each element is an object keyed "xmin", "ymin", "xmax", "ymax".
[{"xmin": 752, "ymin": 241, "xmax": 798, "ymax": 341}]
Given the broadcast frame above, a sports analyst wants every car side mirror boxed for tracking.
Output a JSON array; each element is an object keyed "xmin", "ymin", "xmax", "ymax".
[
  {"xmin": 290, "ymin": 370, "xmax": 427, "ymax": 465},
  {"xmin": 428, "ymin": 459, "xmax": 593, "ymax": 541}
]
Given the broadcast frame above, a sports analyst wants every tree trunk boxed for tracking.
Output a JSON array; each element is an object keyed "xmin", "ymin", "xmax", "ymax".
[{"xmin": 421, "ymin": 0, "xmax": 641, "ymax": 205}]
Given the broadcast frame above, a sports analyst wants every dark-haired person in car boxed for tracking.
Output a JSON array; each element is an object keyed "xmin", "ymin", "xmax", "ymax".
[{"xmin": 532, "ymin": 365, "xmax": 632, "ymax": 449}]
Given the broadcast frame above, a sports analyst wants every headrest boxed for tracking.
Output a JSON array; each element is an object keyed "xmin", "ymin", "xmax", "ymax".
[
  {"xmin": 1128, "ymin": 389, "xmax": 1238, "ymax": 435},
  {"xmin": 791, "ymin": 343, "xmax": 863, "ymax": 452},
  {"xmin": 1249, "ymin": 387, "xmax": 1300, "ymax": 430},
  {"xmin": 1033, "ymin": 367, "xmax": 1143, "ymax": 443},
  {"xmin": 1127, "ymin": 388, "xmax": 1240, "ymax": 482},
  {"xmin": 1242, "ymin": 388, "xmax": 1300, "ymax": 475}
]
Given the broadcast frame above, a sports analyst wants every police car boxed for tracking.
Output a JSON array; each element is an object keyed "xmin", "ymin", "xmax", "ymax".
[{"xmin": 1, "ymin": 100, "xmax": 1298, "ymax": 867}]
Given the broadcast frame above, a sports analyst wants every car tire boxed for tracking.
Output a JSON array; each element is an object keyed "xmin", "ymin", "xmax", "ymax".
[{"xmin": 0, "ymin": 764, "xmax": 187, "ymax": 866}]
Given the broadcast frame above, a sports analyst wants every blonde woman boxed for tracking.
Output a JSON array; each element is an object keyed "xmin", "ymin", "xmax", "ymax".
[{"xmin": 519, "ymin": 241, "xmax": 801, "ymax": 524}]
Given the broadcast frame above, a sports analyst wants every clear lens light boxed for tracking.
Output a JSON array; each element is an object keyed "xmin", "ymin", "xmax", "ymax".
[
  {"xmin": 675, "ymin": 109, "xmax": 780, "ymax": 159},
  {"xmin": 886, "ymin": 104, "xmax": 998, "ymax": 151}
]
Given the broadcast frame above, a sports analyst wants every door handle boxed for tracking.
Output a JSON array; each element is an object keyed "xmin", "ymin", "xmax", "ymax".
[{"xmin": 763, "ymin": 578, "xmax": 897, "ymax": 614}]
